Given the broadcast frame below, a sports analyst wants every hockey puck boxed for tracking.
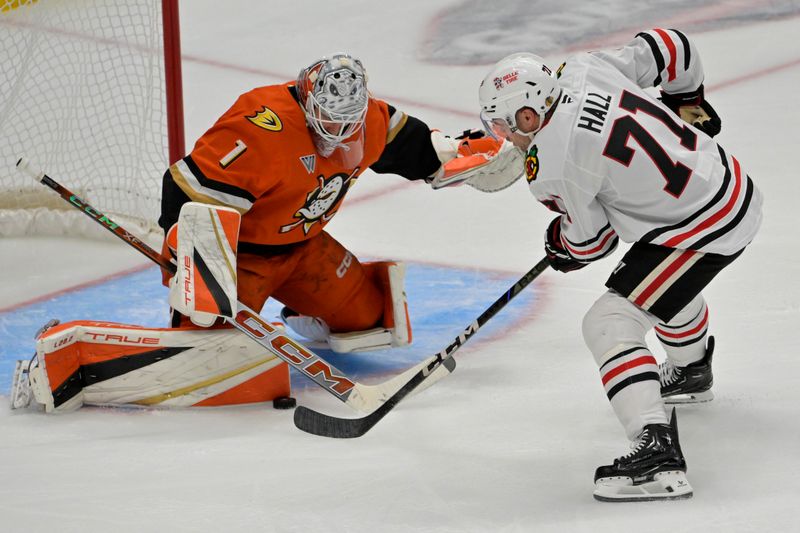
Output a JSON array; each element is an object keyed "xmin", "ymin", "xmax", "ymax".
[{"xmin": 272, "ymin": 396, "xmax": 297, "ymax": 410}]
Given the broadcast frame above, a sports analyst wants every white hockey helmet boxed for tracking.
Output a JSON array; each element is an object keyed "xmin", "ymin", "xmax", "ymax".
[
  {"xmin": 479, "ymin": 53, "xmax": 560, "ymax": 140},
  {"xmin": 296, "ymin": 53, "xmax": 369, "ymax": 156}
]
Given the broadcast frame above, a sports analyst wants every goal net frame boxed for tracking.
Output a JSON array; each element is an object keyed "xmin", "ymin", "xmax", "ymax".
[{"xmin": 0, "ymin": 0, "xmax": 184, "ymax": 242}]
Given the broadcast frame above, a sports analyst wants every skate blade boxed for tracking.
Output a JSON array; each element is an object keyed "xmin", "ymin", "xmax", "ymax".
[
  {"xmin": 10, "ymin": 360, "xmax": 33, "ymax": 410},
  {"xmin": 594, "ymin": 471, "xmax": 693, "ymax": 502},
  {"xmin": 664, "ymin": 390, "xmax": 714, "ymax": 404}
]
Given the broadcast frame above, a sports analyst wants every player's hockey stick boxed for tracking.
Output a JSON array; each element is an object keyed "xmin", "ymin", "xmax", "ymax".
[
  {"xmin": 294, "ymin": 256, "xmax": 551, "ymax": 438},
  {"xmin": 15, "ymin": 158, "xmax": 450, "ymax": 413}
]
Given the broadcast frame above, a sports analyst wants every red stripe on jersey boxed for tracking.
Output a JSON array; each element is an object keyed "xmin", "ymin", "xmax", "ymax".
[
  {"xmin": 655, "ymin": 307, "xmax": 709, "ymax": 338},
  {"xmin": 633, "ymin": 250, "xmax": 698, "ymax": 307},
  {"xmin": 564, "ymin": 228, "xmax": 616, "ymax": 257},
  {"xmin": 663, "ymin": 156, "xmax": 743, "ymax": 248},
  {"xmin": 601, "ymin": 355, "xmax": 657, "ymax": 385},
  {"xmin": 654, "ymin": 28, "xmax": 678, "ymax": 81}
]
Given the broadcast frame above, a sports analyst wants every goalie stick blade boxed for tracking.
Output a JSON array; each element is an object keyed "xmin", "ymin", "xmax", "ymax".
[{"xmin": 293, "ymin": 359, "xmax": 446, "ymax": 438}]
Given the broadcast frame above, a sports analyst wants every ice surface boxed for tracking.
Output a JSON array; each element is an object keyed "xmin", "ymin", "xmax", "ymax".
[{"xmin": 1, "ymin": 1, "xmax": 799, "ymax": 531}]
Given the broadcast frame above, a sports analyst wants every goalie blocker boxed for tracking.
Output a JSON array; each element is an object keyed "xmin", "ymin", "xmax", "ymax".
[{"xmin": 11, "ymin": 320, "xmax": 290, "ymax": 413}]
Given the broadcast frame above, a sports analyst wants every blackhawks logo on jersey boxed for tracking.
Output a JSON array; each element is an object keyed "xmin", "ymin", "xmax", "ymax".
[
  {"xmin": 279, "ymin": 168, "xmax": 359, "ymax": 235},
  {"xmin": 525, "ymin": 145, "xmax": 540, "ymax": 183}
]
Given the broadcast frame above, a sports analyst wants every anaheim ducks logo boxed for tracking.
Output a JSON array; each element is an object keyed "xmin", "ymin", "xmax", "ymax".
[
  {"xmin": 525, "ymin": 145, "xmax": 540, "ymax": 183},
  {"xmin": 246, "ymin": 106, "xmax": 283, "ymax": 131},
  {"xmin": 280, "ymin": 168, "xmax": 359, "ymax": 235}
]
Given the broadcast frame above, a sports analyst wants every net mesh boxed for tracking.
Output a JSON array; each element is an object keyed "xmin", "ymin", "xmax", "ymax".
[{"xmin": 0, "ymin": 0, "xmax": 169, "ymax": 239}]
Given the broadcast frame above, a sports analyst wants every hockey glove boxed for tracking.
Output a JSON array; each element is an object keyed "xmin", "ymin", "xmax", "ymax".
[
  {"xmin": 660, "ymin": 84, "xmax": 721, "ymax": 138},
  {"xmin": 168, "ymin": 202, "xmax": 241, "ymax": 327},
  {"xmin": 428, "ymin": 129, "xmax": 523, "ymax": 191},
  {"xmin": 545, "ymin": 217, "xmax": 589, "ymax": 273}
]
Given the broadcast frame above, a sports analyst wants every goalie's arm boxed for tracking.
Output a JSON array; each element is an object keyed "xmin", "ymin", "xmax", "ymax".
[
  {"xmin": 158, "ymin": 167, "xmax": 192, "ymax": 235},
  {"xmin": 368, "ymin": 105, "xmax": 442, "ymax": 181},
  {"xmin": 367, "ymin": 104, "xmax": 522, "ymax": 191}
]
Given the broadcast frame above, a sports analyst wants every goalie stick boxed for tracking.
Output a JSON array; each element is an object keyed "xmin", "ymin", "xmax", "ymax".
[
  {"xmin": 15, "ymin": 158, "xmax": 454, "ymax": 414},
  {"xmin": 293, "ymin": 256, "xmax": 551, "ymax": 438}
]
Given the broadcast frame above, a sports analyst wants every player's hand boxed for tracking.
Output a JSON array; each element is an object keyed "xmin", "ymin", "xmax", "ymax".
[
  {"xmin": 544, "ymin": 217, "xmax": 589, "ymax": 273},
  {"xmin": 660, "ymin": 84, "xmax": 721, "ymax": 137}
]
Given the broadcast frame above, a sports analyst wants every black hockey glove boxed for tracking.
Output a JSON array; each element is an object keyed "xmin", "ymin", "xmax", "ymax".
[
  {"xmin": 544, "ymin": 217, "xmax": 589, "ymax": 273},
  {"xmin": 454, "ymin": 128, "xmax": 488, "ymax": 141},
  {"xmin": 660, "ymin": 84, "xmax": 721, "ymax": 138}
]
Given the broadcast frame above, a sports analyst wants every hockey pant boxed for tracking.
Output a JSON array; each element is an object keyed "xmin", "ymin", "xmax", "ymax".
[{"xmin": 24, "ymin": 320, "xmax": 290, "ymax": 413}]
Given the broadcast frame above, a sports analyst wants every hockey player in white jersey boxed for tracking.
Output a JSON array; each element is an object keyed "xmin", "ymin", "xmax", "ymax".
[{"xmin": 474, "ymin": 29, "xmax": 762, "ymax": 501}]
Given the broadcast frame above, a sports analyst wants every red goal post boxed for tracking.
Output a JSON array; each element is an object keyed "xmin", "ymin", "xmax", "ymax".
[{"xmin": 0, "ymin": 0, "xmax": 184, "ymax": 241}]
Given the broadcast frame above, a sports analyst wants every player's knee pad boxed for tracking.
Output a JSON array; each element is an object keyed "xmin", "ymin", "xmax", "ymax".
[
  {"xmin": 582, "ymin": 291, "xmax": 658, "ymax": 366},
  {"xmin": 21, "ymin": 320, "xmax": 290, "ymax": 412}
]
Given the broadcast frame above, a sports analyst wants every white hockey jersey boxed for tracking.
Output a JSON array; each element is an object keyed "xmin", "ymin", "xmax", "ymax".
[{"xmin": 527, "ymin": 28, "xmax": 762, "ymax": 260}]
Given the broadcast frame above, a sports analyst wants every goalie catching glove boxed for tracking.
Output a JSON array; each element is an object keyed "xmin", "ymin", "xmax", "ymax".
[
  {"xmin": 660, "ymin": 84, "xmax": 721, "ymax": 138},
  {"xmin": 428, "ymin": 129, "xmax": 524, "ymax": 191},
  {"xmin": 168, "ymin": 202, "xmax": 241, "ymax": 327}
]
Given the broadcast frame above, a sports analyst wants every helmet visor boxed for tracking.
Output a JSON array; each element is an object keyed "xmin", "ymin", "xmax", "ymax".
[{"xmin": 480, "ymin": 110, "xmax": 514, "ymax": 141}]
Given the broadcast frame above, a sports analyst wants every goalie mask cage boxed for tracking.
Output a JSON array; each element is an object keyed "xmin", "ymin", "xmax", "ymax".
[{"xmin": 0, "ymin": 0, "xmax": 184, "ymax": 240}]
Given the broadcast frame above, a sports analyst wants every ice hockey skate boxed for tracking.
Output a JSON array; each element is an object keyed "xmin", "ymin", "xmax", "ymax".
[
  {"xmin": 593, "ymin": 409, "xmax": 693, "ymax": 502},
  {"xmin": 660, "ymin": 336, "xmax": 715, "ymax": 404},
  {"xmin": 10, "ymin": 358, "xmax": 34, "ymax": 410}
]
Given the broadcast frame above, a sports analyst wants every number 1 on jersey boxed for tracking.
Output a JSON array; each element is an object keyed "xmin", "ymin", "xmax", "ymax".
[
  {"xmin": 603, "ymin": 91, "xmax": 698, "ymax": 198},
  {"xmin": 220, "ymin": 139, "xmax": 247, "ymax": 169}
]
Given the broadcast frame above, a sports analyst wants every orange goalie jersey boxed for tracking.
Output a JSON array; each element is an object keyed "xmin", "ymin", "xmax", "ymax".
[{"xmin": 161, "ymin": 82, "xmax": 433, "ymax": 247}]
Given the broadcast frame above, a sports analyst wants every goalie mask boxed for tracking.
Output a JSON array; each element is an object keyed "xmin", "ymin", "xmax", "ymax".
[
  {"xmin": 479, "ymin": 53, "xmax": 560, "ymax": 141},
  {"xmin": 297, "ymin": 53, "xmax": 369, "ymax": 162}
]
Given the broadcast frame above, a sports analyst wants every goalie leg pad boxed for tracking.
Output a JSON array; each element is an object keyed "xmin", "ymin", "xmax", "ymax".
[
  {"xmin": 24, "ymin": 320, "xmax": 290, "ymax": 411},
  {"xmin": 281, "ymin": 261, "xmax": 412, "ymax": 353},
  {"xmin": 281, "ymin": 311, "xmax": 394, "ymax": 353},
  {"xmin": 28, "ymin": 340, "xmax": 85, "ymax": 414},
  {"xmin": 329, "ymin": 261, "xmax": 411, "ymax": 353},
  {"xmin": 369, "ymin": 261, "xmax": 412, "ymax": 347}
]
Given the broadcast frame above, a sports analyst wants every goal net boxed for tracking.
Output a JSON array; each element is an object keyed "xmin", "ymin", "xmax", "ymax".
[{"xmin": 0, "ymin": 0, "xmax": 183, "ymax": 241}]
